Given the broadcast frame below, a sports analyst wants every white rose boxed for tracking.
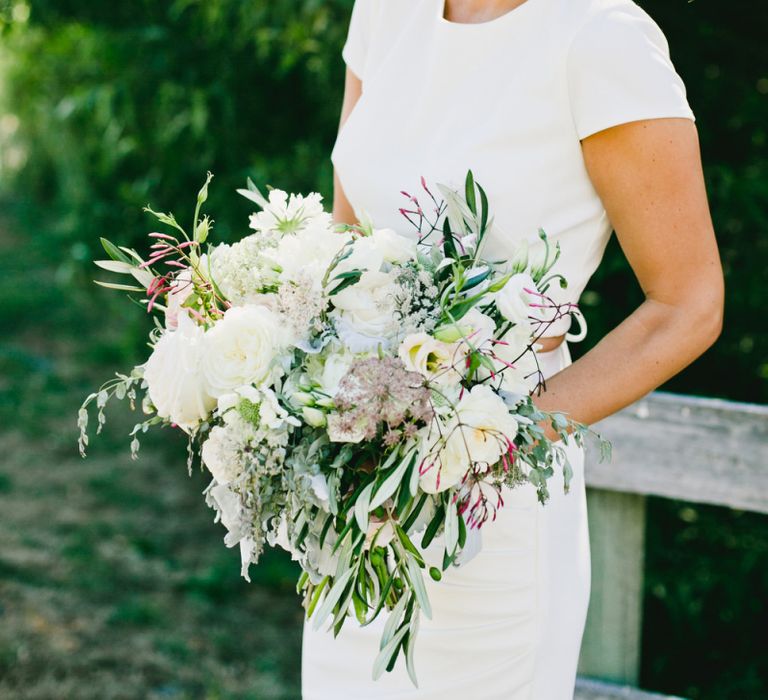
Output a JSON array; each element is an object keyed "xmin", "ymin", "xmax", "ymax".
[
  {"xmin": 201, "ymin": 425, "xmax": 243, "ymax": 484},
  {"xmin": 420, "ymin": 385, "xmax": 518, "ymax": 493},
  {"xmin": 142, "ymin": 311, "xmax": 217, "ymax": 431},
  {"xmin": 336, "ymin": 235, "xmax": 384, "ymax": 275},
  {"xmin": 331, "ymin": 270, "xmax": 399, "ymax": 351},
  {"xmin": 164, "ymin": 268, "xmax": 194, "ymax": 330},
  {"xmin": 398, "ymin": 332, "xmax": 461, "ymax": 386},
  {"xmin": 369, "ymin": 227, "xmax": 417, "ymax": 264},
  {"xmin": 202, "ymin": 305, "xmax": 284, "ymax": 397},
  {"xmin": 495, "ymin": 272, "xmax": 538, "ymax": 326}
]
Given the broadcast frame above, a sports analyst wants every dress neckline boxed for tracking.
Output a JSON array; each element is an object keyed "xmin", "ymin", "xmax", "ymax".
[{"xmin": 436, "ymin": 0, "xmax": 539, "ymax": 29}]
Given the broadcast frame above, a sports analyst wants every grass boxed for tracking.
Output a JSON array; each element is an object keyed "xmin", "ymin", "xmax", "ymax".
[{"xmin": 0, "ymin": 426, "xmax": 304, "ymax": 700}]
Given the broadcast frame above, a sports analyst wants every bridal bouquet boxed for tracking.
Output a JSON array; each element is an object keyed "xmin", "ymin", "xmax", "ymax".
[{"xmin": 78, "ymin": 170, "xmax": 609, "ymax": 683}]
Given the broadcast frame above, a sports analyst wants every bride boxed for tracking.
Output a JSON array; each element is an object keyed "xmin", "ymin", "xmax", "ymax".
[{"xmin": 302, "ymin": 0, "xmax": 723, "ymax": 697}]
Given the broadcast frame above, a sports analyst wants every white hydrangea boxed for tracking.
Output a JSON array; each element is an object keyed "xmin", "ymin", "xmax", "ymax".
[{"xmin": 205, "ymin": 234, "xmax": 280, "ymax": 306}]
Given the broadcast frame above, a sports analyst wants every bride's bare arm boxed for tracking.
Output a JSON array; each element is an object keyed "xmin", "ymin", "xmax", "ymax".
[
  {"xmin": 332, "ymin": 67, "xmax": 363, "ymax": 225},
  {"xmin": 533, "ymin": 117, "xmax": 724, "ymax": 433}
]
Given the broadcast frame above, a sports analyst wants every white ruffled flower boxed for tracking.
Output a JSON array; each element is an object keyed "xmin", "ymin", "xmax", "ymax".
[
  {"xmin": 420, "ymin": 385, "xmax": 518, "ymax": 493},
  {"xmin": 202, "ymin": 305, "xmax": 285, "ymax": 398},
  {"xmin": 398, "ymin": 332, "xmax": 462, "ymax": 386},
  {"xmin": 494, "ymin": 272, "xmax": 538, "ymax": 328},
  {"xmin": 143, "ymin": 311, "xmax": 217, "ymax": 431},
  {"xmin": 432, "ymin": 308, "xmax": 494, "ymax": 349}
]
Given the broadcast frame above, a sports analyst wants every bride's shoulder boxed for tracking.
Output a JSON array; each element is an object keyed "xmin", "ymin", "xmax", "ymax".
[
  {"xmin": 559, "ymin": 0, "xmax": 668, "ymax": 41},
  {"xmin": 556, "ymin": 0, "xmax": 692, "ymax": 141}
]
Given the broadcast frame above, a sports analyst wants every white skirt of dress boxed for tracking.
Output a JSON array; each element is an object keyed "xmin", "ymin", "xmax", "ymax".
[{"xmin": 301, "ymin": 342, "xmax": 591, "ymax": 700}]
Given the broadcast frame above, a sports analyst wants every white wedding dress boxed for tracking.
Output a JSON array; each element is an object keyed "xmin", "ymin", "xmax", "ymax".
[{"xmin": 302, "ymin": 0, "xmax": 695, "ymax": 697}]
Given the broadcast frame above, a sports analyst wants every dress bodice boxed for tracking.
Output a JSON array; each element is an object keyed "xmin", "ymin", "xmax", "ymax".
[{"xmin": 331, "ymin": 0, "xmax": 695, "ymax": 336}]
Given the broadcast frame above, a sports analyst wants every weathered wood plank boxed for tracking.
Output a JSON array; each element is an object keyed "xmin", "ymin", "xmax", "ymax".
[
  {"xmin": 578, "ymin": 490, "xmax": 646, "ymax": 684},
  {"xmin": 575, "ymin": 677, "xmax": 687, "ymax": 700},
  {"xmin": 585, "ymin": 392, "xmax": 768, "ymax": 514}
]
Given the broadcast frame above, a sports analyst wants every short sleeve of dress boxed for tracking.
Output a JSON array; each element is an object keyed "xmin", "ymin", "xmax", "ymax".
[
  {"xmin": 341, "ymin": 0, "xmax": 378, "ymax": 80},
  {"xmin": 566, "ymin": 4, "xmax": 695, "ymax": 140}
]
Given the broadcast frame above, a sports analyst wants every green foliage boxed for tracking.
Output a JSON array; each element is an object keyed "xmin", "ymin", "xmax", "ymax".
[
  {"xmin": 642, "ymin": 498, "xmax": 768, "ymax": 699},
  {"xmin": 0, "ymin": 0, "xmax": 351, "ymax": 248}
]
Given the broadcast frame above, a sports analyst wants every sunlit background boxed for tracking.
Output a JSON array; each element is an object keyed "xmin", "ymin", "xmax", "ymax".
[{"xmin": 0, "ymin": 1, "xmax": 766, "ymax": 698}]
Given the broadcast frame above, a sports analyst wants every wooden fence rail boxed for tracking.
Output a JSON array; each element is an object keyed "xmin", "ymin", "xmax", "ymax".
[{"xmin": 574, "ymin": 391, "xmax": 768, "ymax": 699}]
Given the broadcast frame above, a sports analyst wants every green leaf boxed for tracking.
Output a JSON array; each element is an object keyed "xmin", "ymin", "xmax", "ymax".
[
  {"xmin": 130, "ymin": 267, "xmax": 155, "ymax": 289},
  {"xmin": 458, "ymin": 511, "xmax": 467, "ymax": 549},
  {"xmin": 363, "ymin": 566, "xmax": 398, "ymax": 625},
  {"xmin": 369, "ymin": 449, "xmax": 411, "ymax": 511},
  {"xmin": 94, "ymin": 259, "xmax": 134, "ymax": 274},
  {"xmin": 444, "ymin": 501, "xmax": 459, "ymax": 554},
  {"xmin": 462, "ymin": 266, "xmax": 492, "ymax": 291},
  {"xmin": 464, "ymin": 170, "xmax": 477, "ymax": 215},
  {"xmin": 478, "ymin": 183, "xmax": 489, "ymax": 235},
  {"xmin": 406, "ymin": 555, "xmax": 432, "ymax": 619},
  {"xmin": 305, "ymin": 576, "xmax": 329, "ymax": 619},
  {"xmin": 420, "ymin": 503, "xmax": 445, "ymax": 549},
  {"xmin": 355, "ymin": 482, "xmax": 375, "ymax": 532},
  {"xmin": 311, "ymin": 567, "xmax": 356, "ymax": 631},
  {"xmin": 441, "ymin": 218, "xmax": 458, "ymax": 260},
  {"xmin": 408, "ymin": 454, "xmax": 422, "ymax": 497},
  {"xmin": 319, "ymin": 513, "xmax": 335, "ymax": 548},
  {"xmin": 405, "ymin": 614, "xmax": 421, "ymax": 687},
  {"xmin": 380, "ymin": 593, "xmax": 408, "ymax": 650},
  {"xmin": 328, "ymin": 270, "xmax": 363, "ymax": 296},
  {"xmin": 100, "ymin": 237, "xmax": 132, "ymax": 263},
  {"xmin": 400, "ymin": 493, "xmax": 428, "ymax": 533},
  {"xmin": 236, "ymin": 178, "xmax": 270, "ymax": 208},
  {"xmin": 372, "ymin": 624, "xmax": 409, "ymax": 681},
  {"xmin": 395, "ymin": 524, "xmax": 425, "ymax": 567},
  {"xmin": 118, "ymin": 246, "xmax": 146, "ymax": 264},
  {"xmin": 94, "ymin": 280, "xmax": 145, "ymax": 292},
  {"xmin": 143, "ymin": 207, "xmax": 187, "ymax": 237}
]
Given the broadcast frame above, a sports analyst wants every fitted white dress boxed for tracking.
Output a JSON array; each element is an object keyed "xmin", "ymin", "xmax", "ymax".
[{"xmin": 302, "ymin": 0, "xmax": 695, "ymax": 697}]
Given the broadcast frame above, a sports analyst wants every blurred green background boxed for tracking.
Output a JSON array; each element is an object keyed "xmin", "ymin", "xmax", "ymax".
[{"xmin": 0, "ymin": 1, "xmax": 765, "ymax": 698}]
